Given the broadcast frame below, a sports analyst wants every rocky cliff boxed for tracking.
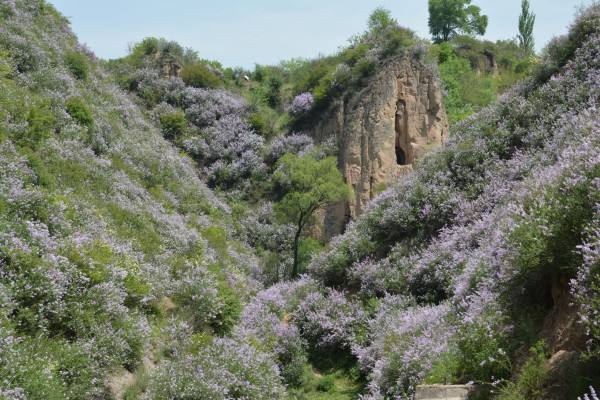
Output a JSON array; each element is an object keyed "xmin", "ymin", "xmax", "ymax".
[{"xmin": 308, "ymin": 55, "xmax": 449, "ymax": 236}]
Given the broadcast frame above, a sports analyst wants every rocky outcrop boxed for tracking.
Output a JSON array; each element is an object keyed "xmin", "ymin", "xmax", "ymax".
[
  {"xmin": 308, "ymin": 55, "xmax": 449, "ymax": 237},
  {"xmin": 415, "ymin": 385, "xmax": 474, "ymax": 400}
]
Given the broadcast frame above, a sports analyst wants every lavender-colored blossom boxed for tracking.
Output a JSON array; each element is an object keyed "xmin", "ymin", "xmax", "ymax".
[
  {"xmin": 579, "ymin": 386, "xmax": 600, "ymax": 400},
  {"xmin": 267, "ymin": 133, "xmax": 314, "ymax": 164},
  {"xmin": 290, "ymin": 92, "xmax": 314, "ymax": 114}
]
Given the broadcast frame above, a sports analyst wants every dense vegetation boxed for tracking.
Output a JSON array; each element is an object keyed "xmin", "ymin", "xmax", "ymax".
[{"xmin": 0, "ymin": 0, "xmax": 599, "ymax": 399}]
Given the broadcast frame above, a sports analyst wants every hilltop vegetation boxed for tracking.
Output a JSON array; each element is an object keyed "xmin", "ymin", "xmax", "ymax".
[{"xmin": 0, "ymin": 1, "xmax": 599, "ymax": 400}]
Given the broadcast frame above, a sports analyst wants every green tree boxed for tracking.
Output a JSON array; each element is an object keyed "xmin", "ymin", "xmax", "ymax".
[
  {"xmin": 428, "ymin": 0, "xmax": 488, "ymax": 42},
  {"xmin": 266, "ymin": 76, "xmax": 283, "ymax": 108},
  {"xmin": 273, "ymin": 154, "xmax": 351, "ymax": 278},
  {"xmin": 518, "ymin": 0, "xmax": 536, "ymax": 54},
  {"xmin": 367, "ymin": 7, "xmax": 396, "ymax": 35}
]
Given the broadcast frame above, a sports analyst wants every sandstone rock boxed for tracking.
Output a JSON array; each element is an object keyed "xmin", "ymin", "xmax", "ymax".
[
  {"xmin": 415, "ymin": 384, "xmax": 474, "ymax": 400},
  {"xmin": 308, "ymin": 55, "xmax": 448, "ymax": 237}
]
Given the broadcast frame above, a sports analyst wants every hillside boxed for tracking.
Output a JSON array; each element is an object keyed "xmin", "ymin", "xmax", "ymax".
[
  {"xmin": 0, "ymin": 2, "xmax": 270, "ymax": 398},
  {"xmin": 0, "ymin": 1, "xmax": 599, "ymax": 400}
]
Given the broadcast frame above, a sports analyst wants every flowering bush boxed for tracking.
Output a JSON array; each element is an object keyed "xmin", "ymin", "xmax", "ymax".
[
  {"xmin": 291, "ymin": 92, "xmax": 314, "ymax": 114},
  {"xmin": 579, "ymin": 387, "xmax": 600, "ymax": 400},
  {"xmin": 240, "ymin": 202, "xmax": 295, "ymax": 283},
  {"xmin": 183, "ymin": 114, "xmax": 267, "ymax": 188},
  {"xmin": 234, "ymin": 277, "xmax": 320, "ymax": 385},
  {"xmin": 181, "ymin": 87, "xmax": 247, "ymax": 127},
  {"xmin": 293, "ymin": 288, "xmax": 366, "ymax": 350},
  {"xmin": 354, "ymin": 298, "xmax": 453, "ymax": 399},
  {"xmin": 267, "ymin": 133, "xmax": 314, "ymax": 164},
  {"xmin": 147, "ymin": 338, "xmax": 287, "ymax": 399}
]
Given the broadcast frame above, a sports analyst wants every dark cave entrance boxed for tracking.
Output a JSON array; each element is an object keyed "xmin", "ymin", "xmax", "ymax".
[
  {"xmin": 395, "ymin": 99, "xmax": 409, "ymax": 166},
  {"xmin": 396, "ymin": 143, "xmax": 407, "ymax": 165}
]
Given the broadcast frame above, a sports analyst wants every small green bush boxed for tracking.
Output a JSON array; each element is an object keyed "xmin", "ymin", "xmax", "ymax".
[
  {"xmin": 497, "ymin": 341, "xmax": 549, "ymax": 400},
  {"xmin": 159, "ymin": 110, "xmax": 187, "ymax": 139},
  {"xmin": 202, "ymin": 226, "xmax": 227, "ymax": 256},
  {"xmin": 211, "ymin": 281, "xmax": 242, "ymax": 335},
  {"xmin": 353, "ymin": 57, "xmax": 376, "ymax": 79},
  {"xmin": 131, "ymin": 37, "xmax": 160, "ymax": 58},
  {"xmin": 64, "ymin": 51, "xmax": 89, "ymax": 80},
  {"xmin": 25, "ymin": 103, "xmax": 55, "ymax": 145},
  {"xmin": 316, "ymin": 375, "xmax": 335, "ymax": 392},
  {"xmin": 65, "ymin": 98, "xmax": 94, "ymax": 127},
  {"xmin": 265, "ymin": 76, "xmax": 282, "ymax": 108},
  {"xmin": 454, "ymin": 317, "xmax": 512, "ymax": 383},
  {"xmin": 248, "ymin": 112, "xmax": 273, "ymax": 138},
  {"xmin": 298, "ymin": 238, "xmax": 323, "ymax": 275},
  {"xmin": 181, "ymin": 63, "xmax": 221, "ymax": 88}
]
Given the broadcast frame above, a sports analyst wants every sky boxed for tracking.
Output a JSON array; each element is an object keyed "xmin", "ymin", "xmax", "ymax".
[{"xmin": 48, "ymin": 0, "xmax": 595, "ymax": 69}]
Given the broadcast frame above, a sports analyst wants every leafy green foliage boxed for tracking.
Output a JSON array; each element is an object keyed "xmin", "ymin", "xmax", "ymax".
[
  {"xmin": 316, "ymin": 375, "xmax": 335, "ymax": 392},
  {"xmin": 248, "ymin": 110, "xmax": 276, "ymax": 139},
  {"xmin": 128, "ymin": 37, "xmax": 198, "ymax": 69},
  {"xmin": 266, "ymin": 75, "xmax": 283, "ymax": 108},
  {"xmin": 64, "ymin": 51, "xmax": 89, "ymax": 80},
  {"xmin": 497, "ymin": 341, "xmax": 549, "ymax": 400},
  {"xmin": 431, "ymin": 37, "xmax": 533, "ymax": 123},
  {"xmin": 25, "ymin": 103, "xmax": 56, "ymax": 146},
  {"xmin": 428, "ymin": 0, "xmax": 488, "ymax": 42},
  {"xmin": 65, "ymin": 97, "xmax": 93, "ymax": 127},
  {"xmin": 181, "ymin": 63, "xmax": 221, "ymax": 88},
  {"xmin": 159, "ymin": 110, "xmax": 187, "ymax": 139},
  {"xmin": 273, "ymin": 154, "xmax": 350, "ymax": 277},
  {"xmin": 367, "ymin": 8, "xmax": 396, "ymax": 35},
  {"xmin": 518, "ymin": 0, "xmax": 536, "ymax": 54},
  {"xmin": 298, "ymin": 238, "xmax": 324, "ymax": 275}
]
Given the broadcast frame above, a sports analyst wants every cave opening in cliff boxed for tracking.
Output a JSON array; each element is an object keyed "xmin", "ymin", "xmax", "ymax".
[
  {"xmin": 396, "ymin": 144, "xmax": 407, "ymax": 165},
  {"xmin": 395, "ymin": 99, "xmax": 409, "ymax": 166}
]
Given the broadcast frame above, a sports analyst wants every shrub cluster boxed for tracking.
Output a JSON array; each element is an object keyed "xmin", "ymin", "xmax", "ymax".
[{"xmin": 181, "ymin": 62, "xmax": 221, "ymax": 88}]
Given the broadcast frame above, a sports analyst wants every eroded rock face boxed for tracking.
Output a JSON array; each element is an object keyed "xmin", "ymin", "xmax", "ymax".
[{"xmin": 308, "ymin": 55, "xmax": 449, "ymax": 237}]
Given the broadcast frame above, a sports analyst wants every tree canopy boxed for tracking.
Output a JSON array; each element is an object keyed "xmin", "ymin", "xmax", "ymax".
[
  {"xmin": 273, "ymin": 154, "xmax": 351, "ymax": 278},
  {"xmin": 367, "ymin": 7, "xmax": 397, "ymax": 35},
  {"xmin": 428, "ymin": 0, "xmax": 488, "ymax": 42},
  {"xmin": 518, "ymin": 0, "xmax": 536, "ymax": 54}
]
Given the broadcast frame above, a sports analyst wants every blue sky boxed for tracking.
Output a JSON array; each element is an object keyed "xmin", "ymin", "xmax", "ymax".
[{"xmin": 48, "ymin": 0, "xmax": 594, "ymax": 69}]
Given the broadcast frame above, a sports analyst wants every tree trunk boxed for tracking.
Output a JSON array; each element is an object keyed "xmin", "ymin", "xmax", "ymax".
[{"xmin": 291, "ymin": 225, "xmax": 301, "ymax": 278}]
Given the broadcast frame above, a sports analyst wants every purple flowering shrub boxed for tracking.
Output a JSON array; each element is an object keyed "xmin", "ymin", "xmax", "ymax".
[
  {"xmin": 570, "ymin": 199, "xmax": 600, "ymax": 355},
  {"xmin": 267, "ymin": 132, "xmax": 314, "ymax": 164},
  {"xmin": 293, "ymin": 288, "xmax": 367, "ymax": 350},
  {"xmin": 579, "ymin": 386, "xmax": 600, "ymax": 400},
  {"xmin": 291, "ymin": 92, "xmax": 315, "ymax": 114},
  {"xmin": 147, "ymin": 337, "xmax": 287, "ymax": 399},
  {"xmin": 183, "ymin": 114, "xmax": 267, "ymax": 189},
  {"xmin": 239, "ymin": 202, "xmax": 295, "ymax": 283},
  {"xmin": 234, "ymin": 277, "xmax": 319, "ymax": 386},
  {"xmin": 118, "ymin": 58, "xmax": 269, "ymax": 191},
  {"xmin": 355, "ymin": 299, "xmax": 454, "ymax": 399},
  {"xmin": 180, "ymin": 87, "xmax": 247, "ymax": 127}
]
